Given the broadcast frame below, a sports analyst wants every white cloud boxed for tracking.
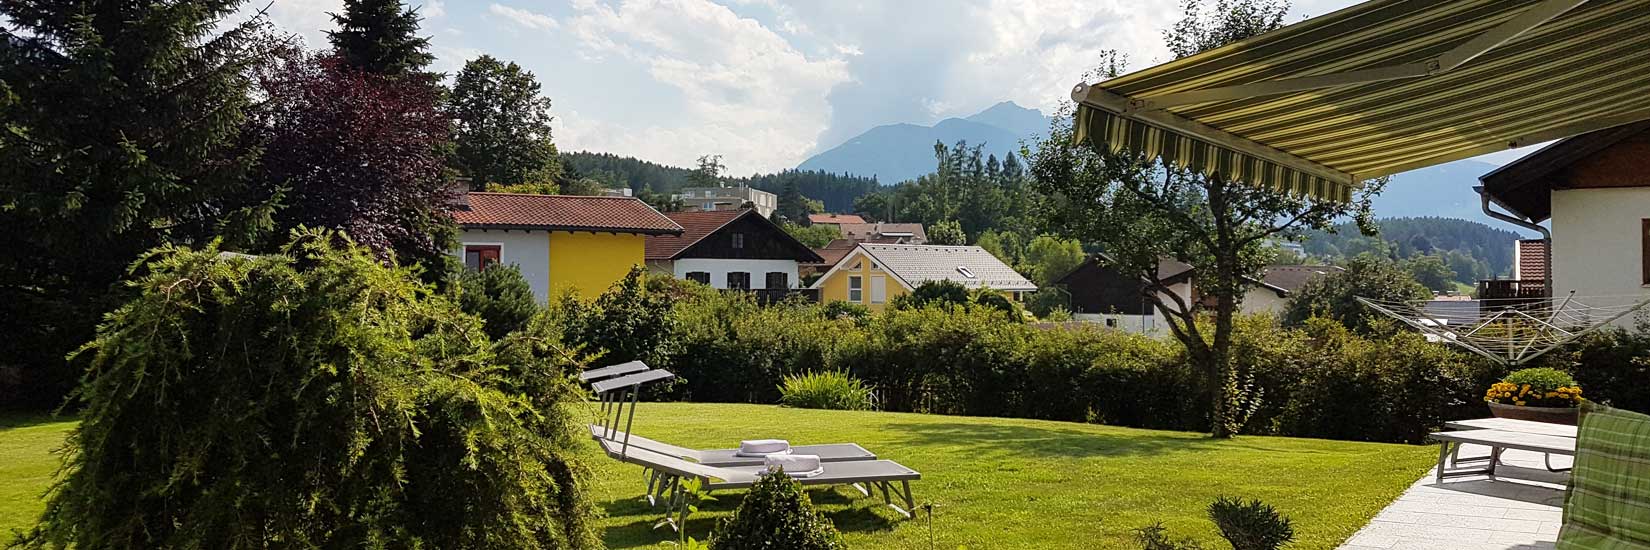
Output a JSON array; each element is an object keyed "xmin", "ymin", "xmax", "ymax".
[
  {"xmin": 420, "ymin": 0, "xmax": 446, "ymax": 19},
  {"xmin": 559, "ymin": 0, "xmax": 849, "ymax": 174},
  {"xmin": 489, "ymin": 4, "xmax": 560, "ymax": 31}
]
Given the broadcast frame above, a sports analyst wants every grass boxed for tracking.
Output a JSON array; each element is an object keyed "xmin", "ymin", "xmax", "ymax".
[{"xmin": 1, "ymin": 404, "xmax": 1436, "ymax": 549}]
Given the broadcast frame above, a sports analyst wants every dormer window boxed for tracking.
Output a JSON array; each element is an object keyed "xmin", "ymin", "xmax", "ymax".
[{"xmin": 957, "ymin": 266, "xmax": 976, "ymax": 278}]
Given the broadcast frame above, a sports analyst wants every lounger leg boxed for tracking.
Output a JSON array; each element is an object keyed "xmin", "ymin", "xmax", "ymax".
[
  {"xmin": 852, "ymin": 482, "xmax": 870, "ymax": 497},
  {"xmin": 1436, "ymin": 441, "xmax": 1451, "ymax": 485},
  {"xmin": 1544, "ymin": 453, "xmax": 1572, "ymax": 473},
  {"xmin": 899, "ymin": 481, "xmax": 915, "ymax": 518},
  {"xmin": 877, "ymin": 481, "xmax": 892, "ymax": 505},
  {"xmin": 1487, "ymin": 447, "xmax": 1503, "ymax": 481}
]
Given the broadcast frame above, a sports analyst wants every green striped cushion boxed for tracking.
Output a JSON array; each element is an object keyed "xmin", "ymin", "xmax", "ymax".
[{"xmin": 1559, "ymin": 404, "xmax": 1650, "ymax": 549}]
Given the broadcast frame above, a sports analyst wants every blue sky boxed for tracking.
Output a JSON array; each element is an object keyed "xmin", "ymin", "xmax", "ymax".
[{"xmin": 250, "ymin": 0, "xmax": 1538, "ymax": 175}]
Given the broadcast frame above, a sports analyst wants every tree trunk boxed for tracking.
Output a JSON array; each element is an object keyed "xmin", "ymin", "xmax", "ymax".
[{"xmin": 1207, "ymin": 179, "xmax": 1239, "ymax": 439}]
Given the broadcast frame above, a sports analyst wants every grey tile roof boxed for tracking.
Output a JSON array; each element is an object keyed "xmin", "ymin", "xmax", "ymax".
[{"xmin": 860, "ymin": 244, "xmax": 1036, "ymax": 291}]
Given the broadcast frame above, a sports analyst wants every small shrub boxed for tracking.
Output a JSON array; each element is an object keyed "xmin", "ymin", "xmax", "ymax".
[
  {"xmin": 1486, "ymin": 367, "xmax": 1581, "ymax": 407},
  {"xmin": 1208, "ymin": 497, "xmax": 1295, "ymax": 550},
  {"xmin": 820, "ymin": 300, "xmax": 871, "ymax": 323},
  {"xmin": 1134, "ymin": 523, "xmax": 1204, "ymax": 550},
  {"xmin": 1043, "ymin": 306, "xmax": 1073, "ymax": 322},
  {"xmin": 457, "ymin": 264, "xmax": 539, "ymax": 340},
  {"xmin": 890, "ymin": 279, "xmax": 971, "ymax": 310},
  {"xmin": 1025, "ymin": 287, "xmax": 1071, "ymax": 318},
  {"xmin": 708, "ymin": 472, "xmax": 847, "ymax": 550},
  {"xmin": 780, "ymin": 371, "xmax": 875, "ymax": 411}
]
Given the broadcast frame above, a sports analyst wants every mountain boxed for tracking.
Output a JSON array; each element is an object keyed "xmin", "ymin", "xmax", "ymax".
[{"xmin": 798, "ymin": 101, "xmax": 1050, "ymax": 184}]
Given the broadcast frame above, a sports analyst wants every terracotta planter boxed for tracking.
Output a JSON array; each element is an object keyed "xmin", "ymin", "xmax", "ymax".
[{"xmin": 1487, "ymin": 401, "xmax": 1579, "ymax": 425}]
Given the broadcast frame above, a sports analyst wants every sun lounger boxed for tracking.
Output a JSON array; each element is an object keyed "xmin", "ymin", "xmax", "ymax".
[
  {"xmin": 588, "ymin": 425, "xmax": 877, "ymax": 466},
  {"xmin": 1445, "ymin": 417, "xmax": 1578, "ymax": 438},
  {"xmin": 579, "ymin": 360, "xmax": 651, "ymax": 382},
  {"xmin": 594, "ymin": 436, "xmax": 920, "ymax": 526},
  {"xmin": 1428, "ymin": 428, "xmax": 1576, "ymax": 484}
]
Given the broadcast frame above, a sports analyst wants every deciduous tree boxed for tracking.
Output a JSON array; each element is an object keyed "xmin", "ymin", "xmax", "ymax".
[
  {"xmin": 451, "ymin": 55, "xmax": 561, "ymax": 188},
  {"xmin": 1029, "ymin": 0, "xmax": 1384, "ymax": 437}
]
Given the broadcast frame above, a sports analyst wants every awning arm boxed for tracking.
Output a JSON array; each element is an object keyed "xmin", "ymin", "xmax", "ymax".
[
  {"xmin": 1126, "ymin": 0, "xmax": 1592, "ymax": 111},
  {"xmin": 1071, "ymin": 83, "xmax": 1357, "ymax": 187}
]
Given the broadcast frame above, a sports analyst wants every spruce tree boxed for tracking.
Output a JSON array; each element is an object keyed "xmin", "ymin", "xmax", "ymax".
[
  {"xmin": 327, "ymin": 0, "xmax": 435, "ymax": 77},
  {"xmin": 0, "ymin": 0, "xmax": 278, "ymax": 406}
]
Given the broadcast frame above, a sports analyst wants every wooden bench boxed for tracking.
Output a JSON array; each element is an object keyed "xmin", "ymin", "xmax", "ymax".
[{"xmin": 1428, "ymin": 429, "xmax": 1576, "ymax": 484}]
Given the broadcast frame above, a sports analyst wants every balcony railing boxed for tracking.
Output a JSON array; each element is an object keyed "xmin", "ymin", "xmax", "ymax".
[
  {"xmin": 745, "ymin": 288, "xmax": 820, "ymax": 305},
  {"xmin": 1477, "ymin": 279, "xmax": 1547, "ymax": 300}
]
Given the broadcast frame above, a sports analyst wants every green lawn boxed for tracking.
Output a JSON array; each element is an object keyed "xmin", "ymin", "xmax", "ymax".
[{"xmin": 1, "ymin": 404, "xmax": 1434, "ymax": 549}]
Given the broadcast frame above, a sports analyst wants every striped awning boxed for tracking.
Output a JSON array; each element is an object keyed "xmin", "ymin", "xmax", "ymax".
[{"xmin": 1071, "ymin": 0, "xmax": 1650, "ymax": 202}]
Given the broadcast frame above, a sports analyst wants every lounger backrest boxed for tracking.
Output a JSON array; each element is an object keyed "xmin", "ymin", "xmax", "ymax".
[
  {"xmin": 590, "ymin": 369, "xmax": 675, "ymax": 395},
  {"xmin": 591, "ymin": 427, "xmax": 699, "ymax": 460},
  {"xmin": 596, "ymin": 437, "xmax": 743, "ymax": 482},
  {"xmin": 579, "ymin": 360, "xmax": 650, "ymax": 382}
]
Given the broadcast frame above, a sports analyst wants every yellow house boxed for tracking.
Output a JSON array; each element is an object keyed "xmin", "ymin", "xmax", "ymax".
[
  {"xmin": 809, "ymin": 243, "xmax": 1037, "ymax": 311},
  {"xmin": 452, "ymin": 192, "xmax": 683, "ymax": 301}
]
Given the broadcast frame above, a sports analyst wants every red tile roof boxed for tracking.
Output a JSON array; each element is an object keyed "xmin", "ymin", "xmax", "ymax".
[
  {"xmin": 644, "ymin": 209, "xmax": 745, "ymax": 260},
  {"xmin": 452, "ymin": 192, "xmax": 682, "ymax": 234},
  {"xmin": 809, "ymin": 213, "xmax": 866, "ymax": 225}
]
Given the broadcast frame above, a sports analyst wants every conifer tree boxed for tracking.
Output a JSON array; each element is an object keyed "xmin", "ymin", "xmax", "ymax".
[
  {"xmin": 0, "ymin": 0, "xmax": 280, "ymax": 406},
  {"xmin": 327, "ymin": 0, "xmax": 435, "ymax": 77}
]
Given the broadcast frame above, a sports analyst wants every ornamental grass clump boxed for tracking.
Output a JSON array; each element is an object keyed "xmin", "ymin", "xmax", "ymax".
[
  {"xmin": 1485, "ymin": 367, "xmax": 1583, "ymax": 407},
  {"xmin": 780, "ymin": 371, "xmax": 875, "ymax": 411},
  {"xmin": 14, "ymin": 230, "xmax": 599, "ymax": 549}
]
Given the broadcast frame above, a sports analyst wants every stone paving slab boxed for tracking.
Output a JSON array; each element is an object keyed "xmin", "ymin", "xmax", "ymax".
[{"xmin": 1339, "ymin": 447, "xmax": 1569, "ymax": 550}]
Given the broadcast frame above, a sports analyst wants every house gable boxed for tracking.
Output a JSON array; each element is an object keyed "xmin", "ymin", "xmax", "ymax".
[
  {"xmin": 1058, "ymin": 258, "xmax": 1155, "ymax": 315},
  {"xmin": 676, "ymin": 211, "xmax": 823, "ymax": 262}
]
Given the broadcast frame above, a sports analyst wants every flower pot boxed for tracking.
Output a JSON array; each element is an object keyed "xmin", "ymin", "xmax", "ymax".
[{"xmin": 1487, "ymin": 401, "xmax": 1579, "ymax": 425}]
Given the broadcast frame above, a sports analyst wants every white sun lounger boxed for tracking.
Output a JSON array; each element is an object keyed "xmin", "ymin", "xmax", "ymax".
[
  {"xmin": 595, "ymin": 436, "xmax": 920, "ymax": 527},
  {"xmin": 578, "ymin": 360, "xmax": 650, "ymax": 382},
  {"xmin": 588, "ymin": 425, "xmax": 876, "ymax": 466}
]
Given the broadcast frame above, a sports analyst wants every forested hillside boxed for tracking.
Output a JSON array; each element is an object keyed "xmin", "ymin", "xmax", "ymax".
[
  {"xmin": 1300, "ymin": 217, "xmax": 1524, "ymax": 283},
  {"xmin": 562, "ymin": 152, "xmax": 880, "ymax": 212}
]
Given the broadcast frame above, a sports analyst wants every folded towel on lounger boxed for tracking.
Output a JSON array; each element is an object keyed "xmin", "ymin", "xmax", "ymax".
[
  {"xmin": 736, "ymin": 439, "xmax": 791, "ymax": 457},
  {"xmin": 764, "ymin": 454, "xmax": 824, "ymax": 478}
]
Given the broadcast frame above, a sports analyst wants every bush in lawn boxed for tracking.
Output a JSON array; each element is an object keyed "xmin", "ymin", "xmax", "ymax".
[
  {"xmin": 708, "ymin": 472, "xmax": 847, "ymax": 550},
  {"xmin": 15, "ymin": 231, "xmax": 597, "ymax": 549},
  {"xmin": 780, "ymin": 371, "xmax": 875, "ymax": 410},
  {"xmin": 1208, "ymin": 497, "xmax": 1294, "ymax": 550},
  {"xmin": 457, "ymin": 263, "xmax": 539, "ymax": 340},
  {"xmin": 1134, "ymin": 523, "xmax": 1205, "ymax": 550}
]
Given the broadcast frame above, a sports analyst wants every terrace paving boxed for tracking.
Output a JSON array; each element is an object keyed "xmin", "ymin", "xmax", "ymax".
[{"xmin": 1339, "ymin": 448, "xmax": 1569, "ymax": 550}]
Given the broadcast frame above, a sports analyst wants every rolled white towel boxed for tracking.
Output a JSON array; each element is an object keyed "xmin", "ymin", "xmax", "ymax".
[
  {"xmin": 765, "ymin": 454, "xmax": 824, "ymax": 478},
  {"xmin": 736, "ymin": 439, "xmax": 791, "ymax": 457}
]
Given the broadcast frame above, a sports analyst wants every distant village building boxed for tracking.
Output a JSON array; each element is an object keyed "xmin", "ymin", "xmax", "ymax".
[
  {"xmin": 809, "ymin": 244, "xmax": 1035, "ymax": 311},
  {"xmin": 1058, "ymin": 257, "xmax": 1338, "ymax": 334},
  {"xmin": 645, "ymin": 209, "xmax": 822, "ymax": 292},
  {"xmin": 451, "ymin": 192, "xmax": 682, "ymax": 301},
  {"xmin": 675, "ymin": 185, "xmax": 778, "ymax": 217},
  {"xmin": 838, "ymin": 222, "xmax": 927, "ymax": 244},
  {"xmin": 808, "ymin": 213, "xmax": 866, "ymax": 227}
]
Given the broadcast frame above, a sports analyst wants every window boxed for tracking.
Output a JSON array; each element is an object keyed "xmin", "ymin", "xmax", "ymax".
[
  {"xmin": 766, "ymin": 271, "xmax": 789, "ymax": 289},
  {"xmin": 848, "ymin": 275, "xmax": 863, "ymax": 302},
  {"xmin": 1105, "ymin": 318, "xmax": 1119, "ymax": 328},
  {"xmin": 686, "ymin": 271, "xmax": 711, "ymax": 284},
  {"xmin": 870, "ymin": 275, "xmax": 886, "ymax": 304},
  {"xmin": 727, "ymin": 271, "xmax": 751, "ymax": 290},
  {"xmin": 956, "ymin": 265, "xmax": 976, "ymax": 279},
  {"xmin": 464, "ymin": 245, "xmax": 500, "ymax": 271},
  {"xmin": 732, "ymin": 233, "xmax": 745, "ymax": 249}
]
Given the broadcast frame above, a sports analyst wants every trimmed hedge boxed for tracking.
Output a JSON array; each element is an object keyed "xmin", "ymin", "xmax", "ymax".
[{"xmin": 546, "ymin": 275, "xmax": 1650, "ymax": 443}]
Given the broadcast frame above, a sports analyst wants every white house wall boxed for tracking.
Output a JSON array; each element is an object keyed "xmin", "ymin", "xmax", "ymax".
[
  {"xmin": 671, "ymin": 258, "xmax": 800, "ymax": 289},
  {"xmin": 1241, "ymin": 288, "xmax": 1289, "ymax": 315},
  {"xmin": 457, "ymin": 229, "xmax": 551, "ymax": 301},
  {"xmin": 1550, "ymin": 188, "xmax": 1650, "ymax": 327}
]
